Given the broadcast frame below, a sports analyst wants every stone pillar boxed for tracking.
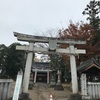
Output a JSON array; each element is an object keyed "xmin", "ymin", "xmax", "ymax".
[
  {"xmin": 81, "ymin": 74, "xmax": 87, "ymax": 95},
  {"xmin": 57, "ymin": 70, "xmax": 61, "ymax": 83},
  {"xmin": 2, "ymin": 82, "xmax": 8, "ymax": 100},
  {"xmin": 7, "ymin": 82, "xmax": 12, "ymax": 99},
  {"xmin": 23, "ymin": 42, "xmax": 34, "ymax": 93},
  {"xmin": 50, "ymin": 71, "xmax": 56, "ymax": 87},
  {"xmin": 34, "ymin": 70, "xmax": 37, "ymax": 83},
  {"xmin": 69, "ymin": 45, "xmax": 78, "ymax": 94},
  {"xmin": 54, "ymin": 70, "xmax": 64, "ymax": 90},
  {"xmin": 0, "ymin": 83, "xmax": 3, "ymax": 100},
  {"xmin": 47, "ymin": 70, "xmax": 49, "ymax": 84}
]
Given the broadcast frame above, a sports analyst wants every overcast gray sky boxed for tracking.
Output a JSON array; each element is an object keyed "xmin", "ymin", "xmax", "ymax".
[{"xmin": 0, "ymin": 0, "xmax": 90, "ymax": 46}]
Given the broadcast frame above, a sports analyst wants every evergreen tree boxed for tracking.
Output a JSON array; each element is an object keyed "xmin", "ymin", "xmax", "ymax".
[
  {"xmin": 50, "ymin": 54, "xmax": 69, "ymax": 82},
  {"xmin": 82, "ymin": 0, "xmax": 100, "ymax": 46},
  {"xmin": 0, "ymin": 44, "xmax": 8, "ymax": 78},
  {"xmin": 5, "ymin": 43, "xmax": 25, "ymax": 79}
]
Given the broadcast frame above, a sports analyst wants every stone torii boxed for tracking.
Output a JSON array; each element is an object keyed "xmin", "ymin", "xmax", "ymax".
[{"xmin": 14, "ymin": 32, "xmax": 86, "ymax": 94}]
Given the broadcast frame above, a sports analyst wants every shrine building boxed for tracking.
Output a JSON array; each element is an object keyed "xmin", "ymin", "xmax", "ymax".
[
  {"xmin": 77, "ymin": 58, "xmax": 100, "ymax": 99},
  {"xmin": 30, "ymin": 62, "xmax": 52, "ymax": 84}
]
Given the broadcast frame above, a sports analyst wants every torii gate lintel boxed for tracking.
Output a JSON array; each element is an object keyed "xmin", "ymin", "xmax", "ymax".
[{"xmin": 14, "ymin": 32, "xmax": 86, "ymax": 44}]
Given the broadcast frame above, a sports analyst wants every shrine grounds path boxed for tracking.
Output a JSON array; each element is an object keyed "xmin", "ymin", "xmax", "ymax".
[{"xmin": 10, "ymin": 82, "xmax": 72, "ymax": 100}]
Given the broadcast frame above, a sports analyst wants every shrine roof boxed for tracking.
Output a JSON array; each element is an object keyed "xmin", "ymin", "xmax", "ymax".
[
  {"xmin": 32, "ymin": 62, "xmax": 51, "ymax": 70},
  {"xmin": 77, "ymin": 58, "xmax": 100, "ymax": 74}
]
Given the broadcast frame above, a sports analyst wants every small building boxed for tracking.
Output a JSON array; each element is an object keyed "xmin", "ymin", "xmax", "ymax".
[
  {"xmin": 77, "ymin": 58, "xmax": 100, "ymax": 99},
  {"xmin": 78, "ymin": 58, "xmax": 100, "ymax": 82},
  {"xmin": 31, "ymin": 62, "xmax": 52, "ymax": 84}
]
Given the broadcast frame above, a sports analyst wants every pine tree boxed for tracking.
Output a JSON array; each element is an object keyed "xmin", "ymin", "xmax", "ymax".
[{"xmin": 82, "ymin": 0, "xmax": 100, "ymax": 46}]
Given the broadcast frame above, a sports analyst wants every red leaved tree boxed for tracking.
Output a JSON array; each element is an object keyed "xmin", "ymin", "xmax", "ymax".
[{"xmin": 58, "ymin": 21, "xmax": 100, "ymax": 66}]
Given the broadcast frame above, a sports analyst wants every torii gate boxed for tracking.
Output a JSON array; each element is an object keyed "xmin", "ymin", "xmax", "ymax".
[{"xmin": 14, "ymin": 32, "xmax": 86, "ymax": 94}]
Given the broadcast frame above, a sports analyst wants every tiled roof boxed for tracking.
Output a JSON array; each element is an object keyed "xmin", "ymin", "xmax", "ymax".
[
  {"xmin": 32, "ymin": 62, "xmax": 51, "ymax": 70},
  {"xmin": 77, "ymin": 58, "xmax": 100, "ymax": 73}
]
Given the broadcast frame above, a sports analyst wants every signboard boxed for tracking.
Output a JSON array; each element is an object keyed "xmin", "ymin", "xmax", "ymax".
[{"xmin": 13, "ymin": 74, "xmax": 22, "ymax": 100}]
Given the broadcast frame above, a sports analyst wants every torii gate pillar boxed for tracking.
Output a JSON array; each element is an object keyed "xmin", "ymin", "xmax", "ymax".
[
  {"xmin": 23, "ymin": 42, "xmax": 34, "ymax": 93},
  {"xmin": 69, "ymin": 45, "xmax": 78, "ymax": 94}
]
